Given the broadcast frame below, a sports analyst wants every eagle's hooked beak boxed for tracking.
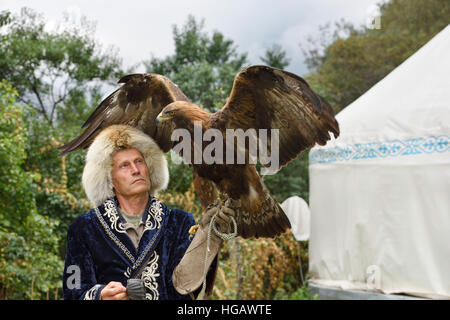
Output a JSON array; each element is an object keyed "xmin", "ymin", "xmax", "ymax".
[{"xmin": 156, "ymin": 112, "xmax": 172, "ymax": 125}]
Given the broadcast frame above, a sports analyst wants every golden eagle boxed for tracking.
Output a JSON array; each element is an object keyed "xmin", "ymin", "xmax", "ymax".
[{"xmin": 59, "ymin": 65, "xmax": 339, "ymax": 238}]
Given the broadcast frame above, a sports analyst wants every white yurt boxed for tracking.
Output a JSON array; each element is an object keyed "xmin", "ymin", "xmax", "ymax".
[{"xmin": 308, "ymin": 25, "xmax": 450, "ymax": 299}]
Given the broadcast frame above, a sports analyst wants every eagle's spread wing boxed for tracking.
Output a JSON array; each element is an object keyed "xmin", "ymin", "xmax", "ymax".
[
  {"xmin": 58, "ymin": 73, "xmax": 189, "ymax": 156},
  {"xmin": 206, "ymin": 65, "xmax": 339, "ymax": 238},
  {"xmin": 219, "ymin": 65, "xmax": 340, "ymax": 171}
]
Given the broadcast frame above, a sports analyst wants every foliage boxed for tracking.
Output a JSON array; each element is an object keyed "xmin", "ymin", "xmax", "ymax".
[
  {"xmin": 0, "ymin": 213, "xmax": 63, "ymax": 299},
  {"xmin": 260, "ymin": 43, "xmax": 291, "ymax": 70},
  {"xmin": 0, "ymin": 7, "xmax": 120, "ymax": 260},
  {"xmin": 273, "ymin": 282, "xmax": 319, "ymax": 300},
  {"xmin": 158, "ymin": 182, "xmax": 202, "ymax": 221},
  {"xmin": 0, "ymin": 80, "xmax": 63, "ymax": 299},
  {"xmin": 267, "ymin": 152, "xmax": 310, "ymax": 203},
  {"xmin": 0, "ymin": 7, "xmax": 123, "ymax": 127},
  {"xmin": 302, "ymin": 0, "xmax": 450, "ymax": 111},
  {"xmin": 165, "ymin": 152, "xmax": 195, "ymax": 196},
  {"xmin": 24, "ymin": 115, "xmax": 91, "ymax": 253},
  {"xmin": 143, "ymin": 15, "xmax": 248, "ymax": 112},
  {"xmin": 0, "ymin": 80, "xmax": 37, "ymax": 228},
  {"xmin": 212, "ymin": 231, "xmax": 310, "ymax": 300}
]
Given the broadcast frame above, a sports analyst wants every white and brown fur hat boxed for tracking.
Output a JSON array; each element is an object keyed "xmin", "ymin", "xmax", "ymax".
[{"xmin": 82, "ymin": 125, "xmax": 169, "ymax": 207}]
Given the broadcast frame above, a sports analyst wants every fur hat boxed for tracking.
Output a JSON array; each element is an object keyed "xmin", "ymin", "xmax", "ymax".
[{"xmin": 82, "ymin": 125, "xmax": 169, "ymax": 207}]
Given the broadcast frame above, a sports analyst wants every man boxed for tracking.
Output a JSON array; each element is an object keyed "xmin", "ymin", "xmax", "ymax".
[{"xmin": 63, "ymin": 125, "xmax": 233, "ymax": 300}]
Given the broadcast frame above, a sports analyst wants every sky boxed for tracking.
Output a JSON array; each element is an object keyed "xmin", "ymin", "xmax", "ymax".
[{"xmin": 1, "ymin": 0, "xmax": 383, "ymax": 76}]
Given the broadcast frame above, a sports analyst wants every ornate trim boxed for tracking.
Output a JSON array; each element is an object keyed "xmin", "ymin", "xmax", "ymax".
[
  {"xmin": 141, "ymin": 251, "xmax": 160, "ymax": 300},
  {"xmin": 97, "ymin": 197, "xmax": 166, "ymax": 289},
  {"xmin": 132, "ymin": 226, "xmax": 163, "ymax": 273},
  {"xmin": 103, "ymin": 199, "xmax": 127, "ymax": 233},
  {"xmin": 95, "ymin": 206, "xmax": 136, "ymax": 264},
  {"xmin": 83, "ymin": 284, "xmax": 103, "ymax": 300},
  {"xmin": 124, "ymin": 267, "xmax": 132, "ymax": 279},
  {"xmin": 309, "ymin": 135, "xmax": 450, "ymax": 165},
  {"xmin": 144, "ymin": 200, "xmax": 163, "ymax": 231}
]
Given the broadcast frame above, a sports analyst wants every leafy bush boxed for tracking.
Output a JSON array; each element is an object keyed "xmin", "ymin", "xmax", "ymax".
[
  {"xmin": 0, "ymin": 80, "xmax": 64, "ymax": 299},
  {"xmin": 212, "ymin": 232, "xmax": 310, "ymax": 300},
  {"xmin": 0, "ymin": 80, "xmax": 37, "ymax": 228},
  {"xmin": 0, "ymin": 213, "xmax": 63, "ymax": 299}
]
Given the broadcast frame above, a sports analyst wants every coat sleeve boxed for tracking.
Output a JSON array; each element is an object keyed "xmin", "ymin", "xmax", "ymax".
[
  {"xmin": 165, "ymin": 209, "xmax": 197, "ymax": 299},
  {"xmin": 62, "ymin": 218, "xmax": 105, "ymax": 300}
]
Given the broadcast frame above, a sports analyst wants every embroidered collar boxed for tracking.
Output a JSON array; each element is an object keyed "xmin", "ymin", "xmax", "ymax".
[{"xmin": 94, "ymin": 196, "xmax": 168, "ymax": 276}]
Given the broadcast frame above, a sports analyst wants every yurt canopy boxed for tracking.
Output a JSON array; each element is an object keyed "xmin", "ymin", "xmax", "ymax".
[{"xmin": 308, "ymin": 25, "xmax": 450, "ymax": 299}]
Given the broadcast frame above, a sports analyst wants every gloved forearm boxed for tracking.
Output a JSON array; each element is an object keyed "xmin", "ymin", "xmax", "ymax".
[{"xmin": 172, "ymin": 198, "xmax": 240, "ymax": 299}]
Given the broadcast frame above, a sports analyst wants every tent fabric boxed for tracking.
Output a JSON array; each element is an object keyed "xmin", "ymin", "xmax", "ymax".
[
  {"xmin": 308, "ymin": 25, "xmax": 450, "ymax": 299},
  {"xmin": 281, "ymin": 196, "xmax": 310, "ymax": 241}
]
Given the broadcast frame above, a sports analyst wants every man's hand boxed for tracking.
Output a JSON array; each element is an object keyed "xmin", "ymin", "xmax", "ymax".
[{"xmin": 100, "ymin": 281, "xmax": 130, "ymax": 300}]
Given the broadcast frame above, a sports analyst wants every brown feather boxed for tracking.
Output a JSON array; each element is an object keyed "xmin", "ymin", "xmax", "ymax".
[
  {"xmin": 220, "ymin": 65, "xmax": 340, "ymax": 168},
  {"xmin": 58, "ymin": 74, "xmax": 189, "ymax": 157},
  {"xmin": 193, "ymin": 171, "xmax": 219, "ymax": 212}
]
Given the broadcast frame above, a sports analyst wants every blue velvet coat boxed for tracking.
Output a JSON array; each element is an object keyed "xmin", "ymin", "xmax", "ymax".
[{"xmin": 62, "ymin": 196, "xmax": 196, "ymax": 300}]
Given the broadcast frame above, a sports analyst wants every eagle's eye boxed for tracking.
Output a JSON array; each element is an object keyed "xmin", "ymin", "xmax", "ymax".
[{"xmin": 169, "ymin": 111, "xmax": 175, "ymax": 116}]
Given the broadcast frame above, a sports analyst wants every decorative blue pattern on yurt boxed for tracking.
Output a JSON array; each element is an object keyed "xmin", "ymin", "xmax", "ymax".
[{"xmin": 309, "ymin": 135, "xmax": 450, "ymax": 165}]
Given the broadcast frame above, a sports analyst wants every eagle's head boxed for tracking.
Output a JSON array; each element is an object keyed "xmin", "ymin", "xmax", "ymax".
[
  {"xmin": 157, "ymin": 101, "xmax": 208, "ymax": 125},
  {"xmin": 155, "ymin": 101, "xmax": 210, "ymax": 152}
]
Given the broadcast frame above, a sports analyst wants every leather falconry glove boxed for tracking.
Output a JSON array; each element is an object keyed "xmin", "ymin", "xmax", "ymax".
[{"xmin": 172, "ymin": 198, "xmax": 240, "ymax": 298}]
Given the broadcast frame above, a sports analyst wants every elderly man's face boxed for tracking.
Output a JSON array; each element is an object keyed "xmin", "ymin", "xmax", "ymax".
[{"xmin": 112, "ymin": 148, "xmax": 151, "ymax": 198}]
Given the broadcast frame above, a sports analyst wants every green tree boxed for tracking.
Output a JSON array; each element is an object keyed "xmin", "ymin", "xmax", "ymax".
[
  {"xmin": 0, "ymin": 80, "xmax": 36, "ymax": 228},
  {"xmin": 0, "ymin": 8, "xmax": 123, "ymax": 127},
  {"xmin": 0, "ymin": 80, "xmax": 63, "ymax": 299},
  {"xmin": 302, "ymin": 0, "xmax": 450, "ymax": 111},
  {"xmin": 0, "ymin": 8, "xmax": 122, "ymax": 266},
  {"xmin": 263, "ymin": 152, "xmax": 310, "ymax": 204},
  {"xmin": 260, "ymin": 43, "xmax": 291, "ymax": 69},
  {"xmin": 143, "ymin": 15, "xmax": 247, "ymax": 112}
]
